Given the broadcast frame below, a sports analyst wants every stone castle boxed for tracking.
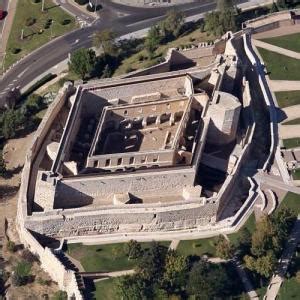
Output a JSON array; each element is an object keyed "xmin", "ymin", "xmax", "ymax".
[{"xmin": 17, "ymin": 32, "xmax": 260, "ymax": 298}]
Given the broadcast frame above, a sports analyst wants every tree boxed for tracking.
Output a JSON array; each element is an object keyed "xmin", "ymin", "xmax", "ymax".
[
  {"xmin": 69, "ymin": 48, "xmax": 96, "ymax": 80},
  {"xmin": 215, "ymin": 235, "xmax": 234, "ymax": 259},
  {"xmin": 271, "ymin": 1, "xmax": 279, "ymax": 13},
  {"xmin": 244, "ymin": 252, "xmax": 276, "ymax": 278},
  {"xmin": 217, "ymin": 0, "xmax": 234, "ymax": 11},
  {"xmin": 0, "ymin": 152, "xmax": 6, "ymax": 177},
  {"xmin": 145, "ymin": 25, "xmax": 161, "ymax": 57},
  {"xmin": 277, "ymin": 0, "xmax": 288, "ymax": 9},
  {"xmin": 125, "ymin": 240, "xmax": 142, "ymax": 260},
  {"xmin": 93, "ymin": 29, "xmax": 117, "ymax": 56},
  {"xmin": 117, "ymin": 274, "xmax": 151, "ymax": 300},
  {"xmin": 162, "ymin": 250, "xmax": 187, "ymax": 293},
  {"xmin": 136, "ymin": 241, "xmax": 168, "ymax": 283},
  {"xmin": 160, "ymin": 10, "xmax": 184, "ymax": 41},
  {"xmin": 187, "ymin": 260, "xmax": 229, "ymax": 299}
]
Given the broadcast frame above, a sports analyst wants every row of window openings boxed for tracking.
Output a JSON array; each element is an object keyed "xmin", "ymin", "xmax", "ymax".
[
  {"xmin": 123, "ymin": 103, "xmax": 172, "ymax": 116},
  {"xmin": 94, "ymin": 156, "xmax": 159, "ymax": 168}
]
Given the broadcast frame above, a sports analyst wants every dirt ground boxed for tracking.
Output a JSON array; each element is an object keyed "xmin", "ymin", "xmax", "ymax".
[
  {"xmin": 0, "ymin": 132, "xmax": 60, "ymax": 298},
  {"xmin": 253, "ymin": 24, "xmax": 300, "ymax": 39}
]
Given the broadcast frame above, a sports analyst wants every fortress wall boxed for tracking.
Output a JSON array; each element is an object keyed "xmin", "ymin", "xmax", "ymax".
[
  {"xmin": 54, "ymin": 167, "xmax": 196, "ymax": 207},
  {"xmin": 19, "ymin": 227, "xmax": 82, "ymax": 299},
  {"xmin": 24, "ymin": 201, "xmax": 217, "ymax": 237}
]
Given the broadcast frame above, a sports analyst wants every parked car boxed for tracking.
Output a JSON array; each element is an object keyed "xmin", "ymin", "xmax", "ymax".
[{"xmin": 0, "ymin": 9, "xmax": 5, "ymax": 20}]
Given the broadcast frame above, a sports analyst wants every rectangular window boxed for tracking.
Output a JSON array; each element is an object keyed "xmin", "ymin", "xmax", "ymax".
[
  {"xmin": 105, "ymin": 159, "xmax": 110, "ymax": 167},
  {"xmin": 117, "ymin": 158, "xmax": 122, "ymax": 165},
  {"xmin": 129, "ymin": 157, "xmax": 134, "ymax": 164}
]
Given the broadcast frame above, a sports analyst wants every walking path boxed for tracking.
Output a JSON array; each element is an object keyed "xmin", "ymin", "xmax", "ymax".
[
  {"xmin": 82, "ymin": 269, "xmax": 135, "ymax": 280},
  {"xmin": 264, "ymin": 216, "xmax": 300, "ymax": 300},
  {"xmin": 253, "ymin": 39, "xmax": 300, "ymax": 60},
  {"xmin": 253, "ymin": 24, "xmax": 300, "ymax": 40},
  {"xmin": 282, "ymin": 105, "xmax": 300, "ymax": 123},
  {"xmin": 232, "ymin": 257, "xmax": 259, "ymax": 299},
  {"xmin": 268, "ymin": 80, "xmax": 300, "ymax": 92},
  {"xmin": 169, "ymin": 239, "xmax": 180, "ymax": 250},
  {"xmin": 0, "ymin": 0, "xmax": 18, "ymax": 70},
  {"xmin": 279, "ymin": 124, "xmax": 300, "ymax": 139}
]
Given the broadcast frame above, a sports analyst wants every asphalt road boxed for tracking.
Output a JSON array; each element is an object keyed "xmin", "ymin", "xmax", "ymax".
[{"xmin": 0, "ymin": 0, "xmax": 248, "ymax": 103}]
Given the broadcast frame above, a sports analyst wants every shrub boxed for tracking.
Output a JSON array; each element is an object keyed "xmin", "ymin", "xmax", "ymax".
[
  {"xmin": 60, "ymin": 19, "xmax": 71, "ymax": 26},
  {"xmin": 7, "ymin": 241, "xmax": 16, "ymax": 253},
  {"xmin": 25, "ymin": 17, "xmax": 36, "ymax": 27},
  {"xmin": 12, "ymin": 261, "xmax": 32, "ymax": 286},
  {"xmin": 32, "ymin": 0, "xmax": 41, "ymax": 3},
  {"xmin": 37, "ymin": 277, "xmax": 51, "ymax": 285},
  {"xmin": 11, "ymin": 48, "xmax": 21, "ymax": 54},
  {"xmin": 52, "ymin": 290, "xmax": 68, "ymax": 300}
]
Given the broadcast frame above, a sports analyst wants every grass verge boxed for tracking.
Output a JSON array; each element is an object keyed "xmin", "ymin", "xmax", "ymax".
[
  {"xmin": 292, "ymin": 169, "xmax": 300, "ymax": 180},
  {"xmin": 261, "ymin": 33, "xmax": 300, "ymax": 53},
  {"xmin": 283, "ymin": 118, "xmax": 300, "ymax": 125},
  {"xmin": 92, "ymin": 278, "xmax": 119, "ymax": 300},
  {"xmin": 4, "ymin": 0, "xmax": 77, "ymax": 69},
  {"xmin": 279, "ymin": 192, "xmax": 300, "ymax": 214},
  {"xmin": 283, "ymin": 138, "xmax": 300, "ymax": 149},
  {"xmin": 275, "ymin": 91, "xmax": 300, "ymax": 108},
  {"xmin": 257, "ymin": 47, "xmax": 300, "ymax": 81},
  {"xmin": 66, "ymin": 241, "xmax": 170, "ymax": 272}
]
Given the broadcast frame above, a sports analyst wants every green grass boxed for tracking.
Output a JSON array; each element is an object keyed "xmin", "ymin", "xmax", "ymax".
[
  {"xmin": 176, "ymin": 236, "xmax": 219, "ymax": 257},
  {"xmin": 228, "ymin": 213, "xmax": 256, "ymax": 246},
  {"xmin": 292, "ymin": 169, "xmax": 300, "ymax": 180},
  {"xmin": 261, "ymin": 33, "xmax": 300, "ymax": 53},
  {"xmin": 4, "ymin": 0, "xmax": 77, "ymax": 69},
  {"xmin": 282, "ymin": 118, "xmax": 300, "ymax": 125},
  {"xmin": 277, "ymin": 277, "xmax": 300, "ymax": 300},
  {"xmin": 275, "ymin": 91, "xmax": 300, "ymax": 108},
  {"xmin": 257, "ymin": 47, "xmax": 300, "ymax": 81},
  {"xmin": 256, "ymin": 286, "xmax": 268, "ymax": 300},
  {"xmin": 92, "ymin": 278, "xmax": 119, "ymax": 300},
  {"xmin": 113, "ymin": 30, "xmax": 216, "ymax": 76},
  {"xmin": 279, "ymin": 192, "xmax": 300, "ymax": 214},
  {"xmin": 283, "ymin": 138, "xmax": 300, "ymax": 149},
  {"xmin": 66, "ymin": 241, "xmax": 170, "ymax": 272}
]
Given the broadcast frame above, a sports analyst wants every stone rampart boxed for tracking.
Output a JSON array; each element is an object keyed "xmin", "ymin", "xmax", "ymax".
[{"xmin": 19, "ymin": 227, "xmax": 82, "ymax": 299}]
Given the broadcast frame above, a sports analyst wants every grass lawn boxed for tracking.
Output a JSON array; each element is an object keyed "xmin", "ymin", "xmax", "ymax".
[
  {"xmin": 277, "ymin": 277, "xmax": 300, "ymax": 300},
  {"xmin": 257, "ymin": 47, "xmax": 300, "ymax": 81},
  {"xmin": 279, "ymin": 192, "xmax": 300, "ymax": 214},
  {"xmin": 4, "ymin": 0, "xmax": 77, "ymax": 69},
  {"xmin": 261, "ymin": 33, "xmax": 300, "ymax": 53},
  {"xmin": 176, "ymin": 236, "xmax": 219, "ymax": 257},
  {"xmin": 282, "ymin": 118, "xmax": 300, "ymax": 125},
  {"xmin": 283, "ymin": 138, "xmax": 300, "ymax": 149},
  {"xmin": 292, "ymin": 169, "xmax": 300, "ymax": 180},
  {"xmin": 66, "ymin": 241, "xmax": 170, "ymax": 272},
  {"xmin": 92, "ymin": 278, "xmax": 119, "ymax": 300},
  {"xmin": 275, "ymin": 91, "xmax": 300, "ymax": 108},
  {"xmin": 113, "ymin": 30, "xmax": 216, "ymax": 76},
  {"xmin": 228, "ymin": 213, "xmax": 256, "ymax": 246}
]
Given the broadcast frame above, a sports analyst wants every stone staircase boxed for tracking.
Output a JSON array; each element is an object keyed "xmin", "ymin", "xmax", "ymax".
[{"xmin": 255, "ymin": 188, "xmax": 278, "ymax": 217}]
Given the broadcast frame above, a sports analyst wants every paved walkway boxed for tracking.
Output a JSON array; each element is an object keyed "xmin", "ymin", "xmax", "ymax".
[
  {"xmin": 265, "ymin": 216, "xmax": 300, "ymax": 300},
  {"xmin": 253, "ymin": 39, "xmax": 300, "ymax": 60},
  {"xmin": 233, "ymin": 257, "xmax": 259, "ymax": 299},
  {"xmin": 0, "ymin": 0, "xmax": 18, "ymax": 70},
  {"xmin": 169, "ymin": 239, "xmax": 180, "ymax": 250},
  {"xmin": 279, "ymin": 124, "xmax": 300, "ymax": 139},
  {"xmin": 282, "ymin": 105, "xmax": 300, "ymax": 123},
  {"xmin": 82, "ymin": 269, "xmax": 135, "ymax": 280},
  {"xmin": 253, "ymin": 24, "xmax": 300, "ymax": 39},
  {"xmin": 269, "ymin": 80, "xmax": 300, "ymax": 92}
]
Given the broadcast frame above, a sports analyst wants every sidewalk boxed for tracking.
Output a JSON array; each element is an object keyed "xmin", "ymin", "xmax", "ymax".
[
  {"xmin": 268, "ymin": 80, "xmax": 300, "ymax": 92},
  {"xmin": 253, "ymin": 39, "xmax": 300, "ymax": 60},
  {"xmin": 0, "ymin": 0, "xmax": 18, "ymax": 70}
]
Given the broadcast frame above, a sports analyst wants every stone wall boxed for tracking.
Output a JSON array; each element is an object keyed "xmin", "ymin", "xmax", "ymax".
[
  {"xmin": 111, "ymin": 0, "xmax": 195, "ymax": 8},
  {"xmin": 54, "ymin": 167, "xmax": 196, "ymax": 208}
]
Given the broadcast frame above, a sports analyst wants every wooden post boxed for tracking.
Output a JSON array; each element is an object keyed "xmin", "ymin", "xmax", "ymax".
[
  {"xmin": 21, "ymin": 29, "xmax": 24, "ymax": 40},
  {"xmin": 42, "ymin": 0, "xmax": 45, "ymax": 12}
]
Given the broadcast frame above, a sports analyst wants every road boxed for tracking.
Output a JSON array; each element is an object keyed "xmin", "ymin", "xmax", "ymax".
[{"xmin": 0, "ymin": 0, "xmax": 258, "ymax": 103}]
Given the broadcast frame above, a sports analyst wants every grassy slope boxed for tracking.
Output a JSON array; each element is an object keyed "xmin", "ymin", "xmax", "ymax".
[
  {"xmin": 261, "ymin": 33, "xmax": 300, "ymax": 53},
  {"xmin": 275, "ymin": 91, "xmax": 300, "ymax": 108},
  {"xmin": 113, "ymin": 30, "xmax": 215, "ymax": 76},
  {"xmin": 279, "ymin": 192, "xmax": 300, "ymax": 213},
  {"xmin": 257, "ymin": 47, "xmax": 300, "ymax": 80},
  {"xmin": 282, "ymin": 118, "xmax": 300, "ymax": 125},
  {"xmin": 67, "ymin": 241, "xmax": 170, "ymax": 272},
  {"xmin": 4, "ymin": 0, "xmax": 77, "ymax": 69}
]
